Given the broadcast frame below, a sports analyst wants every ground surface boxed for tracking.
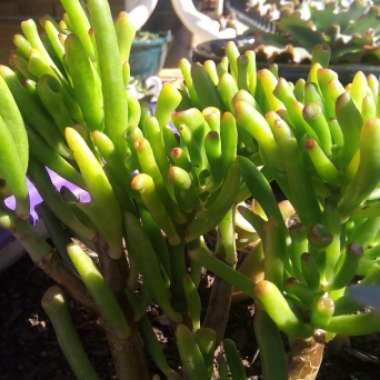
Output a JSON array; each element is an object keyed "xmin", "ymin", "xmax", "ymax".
[{"xmin": 1, "ymin": 255, "xmax": 380, "ymax": 380}]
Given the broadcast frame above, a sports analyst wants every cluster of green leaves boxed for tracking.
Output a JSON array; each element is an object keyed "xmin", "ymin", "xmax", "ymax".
[
  {"xmin": 249, "ymin": 0, "xmax": 380, "ymax": 63},
  {"xmin": 179, "ymin": 40, "xmax": 380, "ymax": 377},
  {"xmin": 1, "ymin": 0, "xmax": 380, "ymax": 379},
  {"xmin": 0, "ymin": 0, "xmax": 246, "ymax": 379}
]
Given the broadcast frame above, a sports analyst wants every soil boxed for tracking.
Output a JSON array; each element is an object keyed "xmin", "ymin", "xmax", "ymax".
[{"xmin": 1, "ymin": 255, "xmax": 380, "ymax": 380}]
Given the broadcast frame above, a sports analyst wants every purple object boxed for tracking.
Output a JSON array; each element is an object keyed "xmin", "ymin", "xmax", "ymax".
[
  {"xmin": 4, "ymin": 179, "xmax": 42, "ymax": 222},
  {"xmin": 0, "ymin": 170, "xmax": 89, "ymax": 249}
]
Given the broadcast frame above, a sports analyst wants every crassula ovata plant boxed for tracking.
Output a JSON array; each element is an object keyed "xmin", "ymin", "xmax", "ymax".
[{"xmin": 1, "ymin": 1, "xmax": 380, "ymax": 379}]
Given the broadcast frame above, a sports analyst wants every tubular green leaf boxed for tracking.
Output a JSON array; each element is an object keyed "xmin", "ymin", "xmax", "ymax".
[
  {"xmin": 326, "ymin": 312, "xmax": 380, "ymax": 336},
  {"xmin": 21, "ymin": 19, "xmax": 57, "ymax": 69},
  {"xmin": 225, "ymin": 41, "xmax": 239, "ymax": 81},
  {"xmin": 28, "ymin": 130, "xmax": 83, "ymax": 187},
  {"xmin": 263, "ymin": 218, "xmax": 286, "ymax": 287},
  {"xmin": 339, "ymin": 118, "xmax": 380, "ymax": 217},
  {"xmin": 217, "ymin": 73, "xmax": 238, "ymax": 111},
  {"xmin": 65, "ymin": 127, "xmax": 123, "ymax": 258},
  {"xmin": 67, "ymin": 244, "xmax": 131, "ymax": 338},
  {"xmin": 303, "ymin": 102, "xmax": 332, "ymax": 156},
  {"xmin": 87, "ymin": 0, "xmax": 128, "ymax": 151},
  {"xmin": 185, "ymin": 162, "xmax": 240, "ymax": 241},
  {"xmin": 336, "ymin": 92, "xmax": 362, "ymax": 168},
  {"xmin": 245, "ymin": 50, "xmax": 257, "ymax": 95},
  {"xmin": 61, "ymin": 0, "xmax": 95, "ymax": 59},
  {"xmin": 125, "ymin": 212, "xmax": 182, "ymax": 322},
  {"xmin": 65, "ymin": 34, "xmax": 104, "ymax": 131},
  {"xmin": 234, "ymin": 101, "xmax": 278, "ymax": 167},
  {"xmin": 271, "ymin": 116, "xmax": 321, "ymax": 226},
  {"xmin": 131, "ymin": 173, "xmax": 180, "ymax": 245},
  {"xmin": 36, "ymin": 75, "xmax": 74, "ymax": 135},
  {"xmin": 0, "ymin": 65, "xmax": 70, "ymax": 157},
  {"xmin": 311, "ymin": 296, "xmax": 335, "ymax": 329},
  {"xmin": 0, "ymin": 115, "xmax": 28, "ymax": 217},
  {"xmin": 223, "ymin": 339, "xmax": 247, "ymax": 380},
  {"xmin": 332, "ymin": 243, "xmax": 363, "ymax": 289},
  {"xmin": 0, "ymin": 75, "xmax": 28, "ymax": 173},
  {"xmin": 42, "ymin": 286, "xmax": 100, "ymax": 380},
  {"xmin": 142, "ymin": 116, "xmax": 168, "ymax": 175},
  {"xmin": 220, "ymin": 112, "xmax": 238, "ymax": 172},
  {"xmin": 191, "ymin": 63, "xmax": 223, "ymax": 109},
  {"xmin": 176, "ymin": 325, "xmax": 209, "ymax": 380},
  {"xmin": 239, "ymin": 156, "xmax": 284, "ymax": 226},
  {"xmin": 28, "ymin": 161, "xmax": 95, "ymax": 241},
  {"xmin": 42, "ymin": 19, "xmax": 66, "ymax": 62},
  {"xmin": 304, "ymin": 136, "xmax": 339, "ymax": 184},
  {"xmin": 115, "ymin": 12, "xmax": 136, "ymax": 63},
  {"xmin": 254, "ymin": 280, "xmax": 311, "ymax": 337},
  {"xmin": 13, "ymin": 34, "xmax": 32, "ymax": 59},
  {"xmin": 254, "ymin": 309, "xmax": 287, "ymax": 380}
]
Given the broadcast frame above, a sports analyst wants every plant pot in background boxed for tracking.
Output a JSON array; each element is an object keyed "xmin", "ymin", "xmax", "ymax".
[
  {"xmin": 130, "ymin": 31, "xmax": 171, "ymax": 78},
  {"xmin": 192, "ymin": 37, "xmax": 380, "ymax": 84}
]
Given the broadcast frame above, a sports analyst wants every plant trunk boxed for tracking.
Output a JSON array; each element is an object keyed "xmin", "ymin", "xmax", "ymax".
[
  {"xmin": 107, "ymin": 327, "xmax": 151, "ymax": 380},
  {"xmin": 95, "ymin": 236, "xmax": 128, "ymax": 294},
  {"xmin": 203, "ymin": 276, "xmax": 233, "ymax": 343},
  {"xmin": 288, "ymin": 337, "xmax": 325, "ymax": 380}
]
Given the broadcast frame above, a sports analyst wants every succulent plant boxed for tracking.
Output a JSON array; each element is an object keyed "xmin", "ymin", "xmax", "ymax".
[
  {"xmin": 239, "ymin": 0, "xmax": 380, "ymax": 64},
  {"xmin": 2, "ymin": 0, "xmax": 380, "ymax": 379},
  {"xmin": 180, "ymin": 42, "xmax": 380, "ymax": 378}
]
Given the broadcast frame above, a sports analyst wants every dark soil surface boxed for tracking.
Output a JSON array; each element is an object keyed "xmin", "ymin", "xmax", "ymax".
[{"xmin": 1, "ymin": 255, "xmax": 380, "ymax": 380}]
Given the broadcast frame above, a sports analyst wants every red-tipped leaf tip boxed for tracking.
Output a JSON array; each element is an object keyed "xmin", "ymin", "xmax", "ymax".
[
  {"xmin": 170, "ymin": 147, "xmax": 182, "ymax": 158},
  {"xmin": 336, "ymin": 92, "xmax": 351, "ymax": 108},
  {"xmin": 134, "ymin": 137, "xmax": 146, "ymax": 150},
  {"xmin": 131, "ymin": 174, "xmax": 151, "ymax": 192},
  {"xmin": 207, "ymin": 130, "xmax": 219, "ymax": 139},
  {"xmin": 116, "ymin": 11, "xmax": 129, "ymax": 20},
  {"xmin": 304, "ymin": 137, "xmax": 316, "ymax": 150},
  {"xmin": 303, "ymin": 102, "xmax": 321, "ymax": 119},
  {"xmin": 255, "ymin": 280, "xmax": 274, "ymax": 297}
]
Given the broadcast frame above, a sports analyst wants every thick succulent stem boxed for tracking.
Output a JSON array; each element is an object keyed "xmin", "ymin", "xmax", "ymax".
[
  {"xmin": 42, "ymin": 286, "xmax": 100, "ymax": 380},
  {"xmin": 106, "ymin": 327, "xmax": 151, "ymax": 380},
  {"xmin": 0, "ymin": 208, "xmax": 94, "ymax": 310},
  {"xmin": 94, "ymin": 234, "xmax": 127, "ymax": 295},
  {"xmin": 203, "ymin": 276, "xmax": 232, "ymax": 344},
  {"xmin": 288, "ymin": 337, "xmax": 325, "ymax": 380},
  {"xmin": 203, "ymin": 210, "xmax": 235, "ymax": 343},
  {"xmin": 67, "ymin": 243, "xmax": 150, "ymax": 379}
]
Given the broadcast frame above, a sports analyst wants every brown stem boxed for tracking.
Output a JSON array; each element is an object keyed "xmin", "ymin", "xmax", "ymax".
[
  {"xmin": 94, "ymin": 233, "xmax": 150, "ymax": 380},
  {"xmin": 94, "ymin": 235, "xmax": 128, "ymax": 294},
  {"xmin": 106, "ymin": 326, "xmax": 151, "ymax": 380},
  {"xmin": 203, "ymin": 276, "xmax": 233, "ymax": 343},
  {"xmin": 0, "ymin": 211, "xmax": 95, "ymax": 310},
  {"xmin": 288, "ymin": 337, "xmax": 325, "ymax": 380},
  {"xmin": 37, "ymin": 251, "xmax": 96, "ymax": 311}
]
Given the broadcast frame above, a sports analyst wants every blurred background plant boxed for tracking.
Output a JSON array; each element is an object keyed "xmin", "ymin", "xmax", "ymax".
[{"xmin": 229, "ymin": 0, "xmax": 380, "ymax": 64}]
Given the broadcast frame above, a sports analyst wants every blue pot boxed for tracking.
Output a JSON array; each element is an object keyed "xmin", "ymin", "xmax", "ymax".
[{"xmin": 130, "ymin": 31, "xmax": 171, "ymax": 78}]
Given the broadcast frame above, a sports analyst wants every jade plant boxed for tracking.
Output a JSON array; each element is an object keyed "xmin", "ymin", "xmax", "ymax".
[
  {"xmin": 179, "ymin": 42, "xmax": 380, "ymax": 378},
  {"xmin": 0, "ymin": 0, "xmax": 243, "ymax": 379},
  {"xmin": 243, "ymin": 0, "xmax": 380, "ymax": 64},
  {"xmin": 1, "ymin": 0, "xmax": 380, "ymax": 379}
]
